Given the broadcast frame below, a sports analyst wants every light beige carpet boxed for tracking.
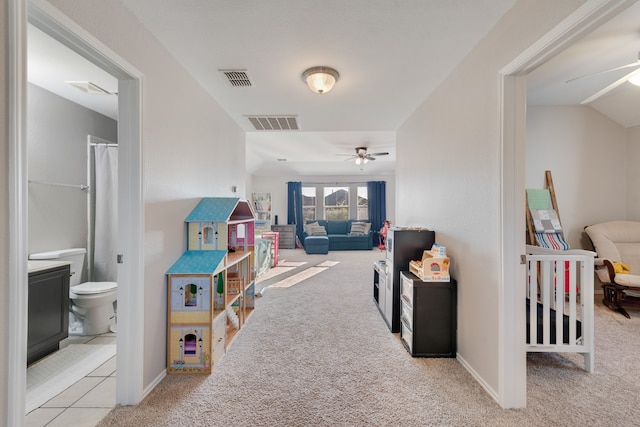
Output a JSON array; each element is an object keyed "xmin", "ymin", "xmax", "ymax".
[{"xmin": 98, "ymin": 249, "xmax": 640, "ymax": 426}]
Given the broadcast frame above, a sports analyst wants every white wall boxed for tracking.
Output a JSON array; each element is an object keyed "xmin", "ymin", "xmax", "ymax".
[
  {"xmin": 44, "ymin": 0, "xmax": 247, "ymax": 389},
  {"xmin": 526, "ymin": 105, "xmax": 628, "ymax": 250},
  {"xmin": 396, "ymin": 0, "xmax": 585, "ymax": 405},
  {"xmin": 28, "ymin": 83, "xmax": 118, "ymax": 259},
  {"xmin": 249, "ymin": 174, "xmax": 396, "ymax": 227},
  {"xmin": 627, "ymin": 125, "xmax": 640, "ymax": 220}
]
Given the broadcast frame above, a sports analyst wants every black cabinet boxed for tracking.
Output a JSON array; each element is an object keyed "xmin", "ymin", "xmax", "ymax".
[
  {"xmin": 382, "ymin": 228, "xmax": 435, "ymax": 332},
  {"xmin": 28, "ymin": 264, "xmax": 70, "ymax": 365},
  {"xmin": 400, "ymin": 271, "xmax": 457, "ymax": 357}
]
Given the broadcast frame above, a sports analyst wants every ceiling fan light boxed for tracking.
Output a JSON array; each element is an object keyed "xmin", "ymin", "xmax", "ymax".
[
  {"xmin": 302, "ymin": 66, "xmax": 339, "ymax": 94},
  {"xmin": 629, "ymin": 74, "xmax": 640, "ymax": 87},
  {"xmin": 355, "ymin": 158, "xmax": 361, "ymax": 165},
  {"xmin": 363, "ymin": 158, "xmax": 369, "ymax": 164}
]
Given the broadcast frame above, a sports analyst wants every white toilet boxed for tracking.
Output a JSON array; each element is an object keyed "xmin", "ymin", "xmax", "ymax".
[{"xmin": 29, "ymin": 248, "xmax": 117, "ymax": 336}]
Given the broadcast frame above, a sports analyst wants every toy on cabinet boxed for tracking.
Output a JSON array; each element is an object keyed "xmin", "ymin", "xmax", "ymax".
[{"xmin": 166, "ymin": 197, "xmax": 257, "ymax": 375}]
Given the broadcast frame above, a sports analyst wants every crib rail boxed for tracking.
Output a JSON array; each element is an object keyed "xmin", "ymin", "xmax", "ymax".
[{"xmin": 525, "ymin": 245, "xmax": 595, "ymax": 373}]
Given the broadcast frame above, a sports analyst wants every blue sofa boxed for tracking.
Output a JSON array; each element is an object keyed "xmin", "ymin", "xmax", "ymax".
[{"xmin": 303, "ymin": 220, "xmax": 373, "ymax": 251}]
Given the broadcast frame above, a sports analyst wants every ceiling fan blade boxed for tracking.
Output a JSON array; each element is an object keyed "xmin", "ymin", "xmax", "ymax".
[
  {"xmin": 566, "ymin": 60, "xmax": 640, "ymax": 83},
  {"xmin": 580, "ymin": 68, "xmax": 639, "ymax": 104},
  {"xmin": 368, "ymin": 152, "xmax": 389, "ymax": 156}
]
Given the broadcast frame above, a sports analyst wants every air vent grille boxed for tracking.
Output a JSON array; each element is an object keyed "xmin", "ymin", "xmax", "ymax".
[
  {"xmin": 220, "ymin": 69, "xmax": 252, "ymax": 87},
  {"xmin": 247, "ymin": 115, "xmax": 299, "ymax": 131},
  {"xmin": 66, "ymin": 81, "xmax": 115, "ymax": 95}
]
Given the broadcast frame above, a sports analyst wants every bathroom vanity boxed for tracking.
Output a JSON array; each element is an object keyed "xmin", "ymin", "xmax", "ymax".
[{"xmin": 27, "ymin": 261, "xmax": 71, "ymax": 365}]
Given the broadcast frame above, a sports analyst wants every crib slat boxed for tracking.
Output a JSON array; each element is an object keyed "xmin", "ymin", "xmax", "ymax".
[
  {"xmin": 541, "ymin": 260, "xmax": 551, "ymax": 346},
  {"xmin": 555, "ymin": 260, "xmax": 564, "ymax": 346},
  {"xmin": 528, "ymin": 260, "xmax": 538, "ymax": 345},
  {"xmin": 568, "ymin": 260, "xmax": 577, "ymax": 345}
]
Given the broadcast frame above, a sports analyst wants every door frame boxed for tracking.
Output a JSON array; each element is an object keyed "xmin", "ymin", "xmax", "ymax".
[
  {"xmin": 7, "ymin": 0, "xmax": 145, "ymax": 423},
  {"xmin": 498, "ymin": 0, "xmax": 636, "ymax": 408}
]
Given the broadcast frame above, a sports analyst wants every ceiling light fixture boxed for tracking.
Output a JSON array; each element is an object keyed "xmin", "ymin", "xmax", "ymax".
[
  {"xmin": 302, "ymin": 66, "xmax": 339, "ymax": 94},
  {"xmin": 629, "ymin": 73, "xmax": 640, "ymax": 87}
]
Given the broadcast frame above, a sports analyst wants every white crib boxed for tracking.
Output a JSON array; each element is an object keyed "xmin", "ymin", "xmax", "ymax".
[{"xmin": 525, "ymin": 245, "xmax": 595, "ymax": 373}]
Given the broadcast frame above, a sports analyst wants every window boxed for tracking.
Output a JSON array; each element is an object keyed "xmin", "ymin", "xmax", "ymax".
[
  {"xmin": 302, "ymin": 187, "xmax": 316, "ymax": 221},
  {"xmin": 300, "ymin": 183, "xmax": 370, "ymax": 221},
  {"xmin": 324, "ymin": 187, "xmax": 349, "ymax": 220},
  {"xmin": 357, "ymin": 186, "xmax": 368, "ymax": 220}
]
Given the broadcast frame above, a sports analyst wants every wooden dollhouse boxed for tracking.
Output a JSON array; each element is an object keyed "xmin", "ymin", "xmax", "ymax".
[{"xmin": 166, "ymin": 198, "xmax": 256, "ymax": 374}]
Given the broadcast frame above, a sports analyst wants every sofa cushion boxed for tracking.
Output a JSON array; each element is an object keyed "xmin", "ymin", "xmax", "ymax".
[
  {"xmin": 326, "ymin": 220, "xmax": 349, "ymax": 235},
  {"xmin": 586, "ymin": 221, "xmax": 640, "ymax": 273}
]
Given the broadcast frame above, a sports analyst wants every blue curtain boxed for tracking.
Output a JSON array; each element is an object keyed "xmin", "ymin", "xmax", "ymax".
[
  {"xmin": 367, "ymin": 181, "xmax": 386, "ymax": 245},
  {"xmin": 287, "ymin": 182, "xmax": 303, "ymax": 246}
]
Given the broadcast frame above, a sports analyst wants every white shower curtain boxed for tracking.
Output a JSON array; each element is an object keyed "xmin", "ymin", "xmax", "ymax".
[{"xmin": 93, "ymin": 145, "xmax": 118, "ymax": 282}]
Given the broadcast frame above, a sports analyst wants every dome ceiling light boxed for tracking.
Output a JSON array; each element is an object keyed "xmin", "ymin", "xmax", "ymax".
[{"xmin": 302, "ymin": 66, "xmax": 339, "ymax": 94}]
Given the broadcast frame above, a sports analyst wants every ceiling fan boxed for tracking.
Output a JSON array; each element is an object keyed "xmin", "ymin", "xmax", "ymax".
[
  {"xmin": 566, "ymin": 50, "xmax": 640, "ymax": 104},
  {"xmin": 338, "ymin": 146, "xmax": 389, "ymax": 165}
]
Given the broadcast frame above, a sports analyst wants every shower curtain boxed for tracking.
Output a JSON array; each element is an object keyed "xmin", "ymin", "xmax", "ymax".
[{"xmin": 93, "ymin": 144, "xmax": 118, "ymax": 282}]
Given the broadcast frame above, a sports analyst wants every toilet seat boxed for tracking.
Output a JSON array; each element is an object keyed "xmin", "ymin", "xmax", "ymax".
[{"xmin": 72, "ymin": 281, "xmax": 117, "ymax": 295}]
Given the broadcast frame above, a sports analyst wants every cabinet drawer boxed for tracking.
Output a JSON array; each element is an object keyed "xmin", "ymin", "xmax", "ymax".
[
  {"xmin": 279, "ymin": 237, "xmax": 295, "ymax": 249},
  {"xmin": 401, "ymin": 319, "xmax": 413, "ymax": 353},
  {"xmin": 401, "ymin": 299, "xmax": 413, "ymax": 330},
  {"xmin": 401, "ymin": 273, "xmax": 413, "ymax": 306},
  {"xmin": 271, "ymin": 225, "xmax": 295, "ymax": 233}
]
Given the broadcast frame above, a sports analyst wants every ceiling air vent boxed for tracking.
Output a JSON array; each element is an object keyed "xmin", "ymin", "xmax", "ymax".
[
  {"xmin": 220, "ymin": 69, "xmax": 252, "ymax": 87},
  {"xmin": 246, "ymin": 115, "xmax": 299, "ymax": 131},
  {"xmin": 66, "ymin": 81, "xmax": 116, "ymax": 95}
]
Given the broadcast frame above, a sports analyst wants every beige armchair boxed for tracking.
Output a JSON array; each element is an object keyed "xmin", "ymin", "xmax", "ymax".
[{"xmin": 584, "ymin": 221, "xmax": 640, "ymax": 318}]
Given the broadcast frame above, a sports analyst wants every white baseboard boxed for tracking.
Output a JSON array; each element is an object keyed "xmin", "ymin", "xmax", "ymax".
[
  {"xmin": 456, "ymin": 353, "xmax": 501, "ymax": 405},
  {"xmin": 143, "ymin": 369, "xmax": 167, "ymax": 400}
]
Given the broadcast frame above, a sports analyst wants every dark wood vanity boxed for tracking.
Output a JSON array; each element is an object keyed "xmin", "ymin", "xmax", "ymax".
[{"xmin": 27, "ymin": 261, "xmax": 70, "ymax": 365}]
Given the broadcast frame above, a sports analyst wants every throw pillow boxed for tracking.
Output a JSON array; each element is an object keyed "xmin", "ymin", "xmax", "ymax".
[
  {"xmin": 310, "ymin": 225, "xmax": 327, "ymax": 236},
  {"xmin": 349, "ymin": 222, "xmax": 367, "ymax": 235},
  {"xmin": 305, "ymin": 221, "xmax": 319, "ymax": 234},
  {"xmin": 363, "ymin": 222, "xmax": 371, "ymax": 235}
]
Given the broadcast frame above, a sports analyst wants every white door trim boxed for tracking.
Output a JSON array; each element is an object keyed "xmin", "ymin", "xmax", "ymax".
[
  {"xmin": 7, "ymin": 0, "xmax": 145, "ymax": 423},
  {"xmin": 498, "ymin": 0, "xmax": 637, "ymax": 408},
  {"xmin": 6, "ymin": 1, "xmax": 29, "ymax": 425}
]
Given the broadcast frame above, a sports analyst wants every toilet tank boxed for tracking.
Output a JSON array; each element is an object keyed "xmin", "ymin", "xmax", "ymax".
[{"xmin": 29, "ymin": 248, "xmax": 87, "ymax": 286}]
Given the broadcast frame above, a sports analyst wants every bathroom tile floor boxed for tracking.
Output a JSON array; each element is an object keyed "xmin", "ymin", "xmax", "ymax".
[{"xmin": 26, "ymin": 333, "xmax": 116, "ymax": 427}]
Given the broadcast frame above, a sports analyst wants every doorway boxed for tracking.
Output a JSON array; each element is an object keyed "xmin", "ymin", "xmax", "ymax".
[
  {"xmin": 7, "ymin": 0, "xmax": 144, "ymax": 424},
  {"xmin": 499, "ymin": 0, "xmax": 636, "ymax": 409}
]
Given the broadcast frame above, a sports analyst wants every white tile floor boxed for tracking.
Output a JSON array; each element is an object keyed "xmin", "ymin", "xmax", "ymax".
[{"xmin": 26, "ymin": 333, "xmax": 116, "ymax": 427}]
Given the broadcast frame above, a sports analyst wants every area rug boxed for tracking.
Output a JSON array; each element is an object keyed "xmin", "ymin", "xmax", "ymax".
[{"xmin": 26, "ymin": 344, "xmax": 116, "ymax": 413}]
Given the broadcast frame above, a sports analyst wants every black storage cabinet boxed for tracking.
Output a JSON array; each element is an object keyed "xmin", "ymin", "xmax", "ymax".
[
  {"xmin": 400, "ymin": 271, "xmax": 457, "ymax": 357},
  {"xmin": 28, "ymin": 264, "xmax": 70, "ymax": 365}
]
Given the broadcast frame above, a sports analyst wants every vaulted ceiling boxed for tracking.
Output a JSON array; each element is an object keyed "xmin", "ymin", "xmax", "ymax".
[{"xmin": 28, "ymin": 1, "xmax": 640, "ymax": 176}]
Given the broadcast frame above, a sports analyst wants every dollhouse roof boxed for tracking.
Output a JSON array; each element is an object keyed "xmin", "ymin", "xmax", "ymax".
[
  {"xmin": 166, "ymin": 250, "xmax": 226, "ymax": 275},
  {"xmin": 185, "ymin": 197, "xmax": 255, "ymax": 223}
]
